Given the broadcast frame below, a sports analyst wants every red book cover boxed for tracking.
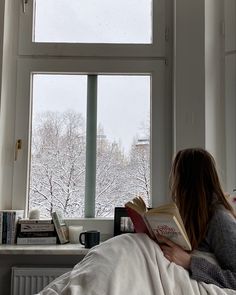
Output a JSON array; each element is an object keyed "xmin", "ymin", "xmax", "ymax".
[{"xmin": 125, "ymin": 207, "xmax": 149, "ymax": 235}]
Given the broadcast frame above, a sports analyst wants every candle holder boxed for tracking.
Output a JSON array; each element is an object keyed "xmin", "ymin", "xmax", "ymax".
[{"xmin": 68, "ymin": 226, "xmax": 83, "ymax": 244}]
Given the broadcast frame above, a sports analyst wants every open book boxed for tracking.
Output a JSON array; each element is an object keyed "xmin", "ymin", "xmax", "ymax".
[{"xmin": 125, "ymin": 196, "xmax": 192, "ymax": 251}]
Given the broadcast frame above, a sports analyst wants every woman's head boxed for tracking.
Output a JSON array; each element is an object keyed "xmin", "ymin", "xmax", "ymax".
[{"xmin": 170, "ymin": 148, "xmax": 234, "ymax": 249}]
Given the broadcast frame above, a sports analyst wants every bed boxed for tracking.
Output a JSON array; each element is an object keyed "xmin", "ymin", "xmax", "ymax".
[{"xmin": 37, "ymin": 233, "xmax": 236, "ymax": 295}]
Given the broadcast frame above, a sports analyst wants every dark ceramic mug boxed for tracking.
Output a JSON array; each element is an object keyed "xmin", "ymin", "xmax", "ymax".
[{"xmin": 79, "ymin": 230, "xmax": 100, "ymax": 248}]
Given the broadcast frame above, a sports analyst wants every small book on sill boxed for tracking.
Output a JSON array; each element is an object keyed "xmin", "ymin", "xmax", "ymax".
[
  {"xmin": 51, "ymin": 211, "xmax": 69, "ymax": 244},
  {"xmin": 18, "ymin": 231, "xmax": 56, "ymax": 238},
  {"xmin": 19, "ymin": 223, "xmax": 55, "ymax": 232},
  {"xmin": 125, "ymin": 196, "xmax": 192, "ymax": 251},
  {"xmin": 18, "ymin": 219, "xmax": 53, "ymax": 224}
]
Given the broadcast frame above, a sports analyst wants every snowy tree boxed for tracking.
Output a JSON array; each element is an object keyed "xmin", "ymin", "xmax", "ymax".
[
  {"xmin": 96, "ymin": 135, "xmax": 128, "ymax": 217},
  {"xmin": 29, "ymin": 110, "xmax": 86, "ymax": 217},
  {"xmin": 29, "ymin": 111, "xmax": 150, "ymax": 218},
  {"xmin": 126, "ymin": 137, "xmax": 150, "ymax": 205}
]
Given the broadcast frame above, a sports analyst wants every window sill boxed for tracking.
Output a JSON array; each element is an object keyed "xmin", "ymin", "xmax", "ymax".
[{"xmin": 0, "ymin": 243, "xmax": 90, "ymax": 255}]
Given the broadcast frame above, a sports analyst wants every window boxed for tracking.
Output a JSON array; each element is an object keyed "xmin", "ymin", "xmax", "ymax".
[
  {"xmin": 34, "ymin": 0, "xmax": 152, "ymax": 44},
  {"xmin": 28, "ymin": 74, "xmax": 150, "ymax": 218},
  {"xmin": 18, "ymin": 0, "xmax": 165, "ymax": 56},
  {"xmin": 13, "ymin": 0, "xmax": 171, "ymax": 218},
  {"xmin": 30, "ymin": 74, "xmax": 87, "ymax": 218},
  {"xmin": 96, "ymin": 75, "xmax": 150, "ymax": 217}
]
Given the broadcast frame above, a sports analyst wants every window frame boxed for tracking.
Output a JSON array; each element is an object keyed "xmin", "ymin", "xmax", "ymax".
[
  {"xmin": 12, "ymin": 58, "xmax": 169, "ymax": 216},
  {"xmin": 12, "ymin": 0, "xmax": 173, "ymax": 218},
  {"xmin": 18, "ymin": 0, "xmax": 166, "ymax": 57}
]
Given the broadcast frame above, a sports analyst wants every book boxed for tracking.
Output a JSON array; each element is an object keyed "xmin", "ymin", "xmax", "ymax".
[
  {"xmin": 18, "ymin": 219, "xmax": 53, "ymax": 224},
  {"xmin": 0, "ymin": 210, "xmax": 24, "ymax": 244},
  {"xmin": 51, "ymin": 211, "xmax": 69, "ymax": 244},
  {"xmin": 2, "ymin": 212, "xmax": 8, "ymax": 244},
  {"xmin": 9, "ymin": 210, "xmax": 24, "ymax": 244},
  {"xmin": 125, "ymin": 196, "xmax": 192, "ymax": 251},
  {"xmin": 19, "ymin": 223, "xmax": 55, "ymax": 232},
  {"xmin": 16, "ymin": 237, "xmax": 57, "ymax": 245},
  {"xmin": 16, "ymin": 218, "xmax": 56, "ymax": 239},
  {"xmin": 6, "ymin": 212, "xmax": 13, "ymax": 244},
  {"xmin": 17, "ymin": 231, "xmax": 56, "ymax": 238}
]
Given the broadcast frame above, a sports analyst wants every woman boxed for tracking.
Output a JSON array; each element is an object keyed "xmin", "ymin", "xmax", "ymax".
[{"xmin": 160, "ymin": 148, "xmax": 236, "ymax": 289}]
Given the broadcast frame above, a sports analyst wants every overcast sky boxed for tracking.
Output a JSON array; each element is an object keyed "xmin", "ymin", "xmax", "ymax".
[
  {"xmin": 35, "ymin": 0, "xmax": 152, "ymax": 43},
  {"xmin": 32, "ymin": 0, "xmax": 152, "ymax": 154}
]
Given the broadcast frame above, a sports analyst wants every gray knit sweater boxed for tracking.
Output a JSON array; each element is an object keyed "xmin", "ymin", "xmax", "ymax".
[{"xmin": 189, "ymin": 206, "xmax": 236, "ymax": 290}]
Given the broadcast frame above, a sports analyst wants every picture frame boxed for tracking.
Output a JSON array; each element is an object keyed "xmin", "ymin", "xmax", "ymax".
[{"xmin": 113, "ymin": 207, "xmax": 135, "ymax": 236}]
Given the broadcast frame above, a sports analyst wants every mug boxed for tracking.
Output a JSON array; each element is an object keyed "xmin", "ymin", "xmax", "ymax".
[{"xmin": 79, "ymin": 230, "xmax": 100, "ymax": 248}]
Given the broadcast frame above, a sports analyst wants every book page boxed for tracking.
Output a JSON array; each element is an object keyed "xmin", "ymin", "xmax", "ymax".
[
  {"xmin": 125, "ymin": 196, "xmax": 147, "ymax": 215},
  {"xmin": 147, "ymin": 202, "xmax": 177, "ymax": 215},
  {"xmin": 145, "ymin": 214, "xmax": 192, "ymax": 251}
]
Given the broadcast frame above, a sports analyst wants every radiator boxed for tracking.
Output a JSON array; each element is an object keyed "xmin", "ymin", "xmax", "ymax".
[{"xmin": 11, "ymin": 266, "xmax": 72, "ymax": 295}]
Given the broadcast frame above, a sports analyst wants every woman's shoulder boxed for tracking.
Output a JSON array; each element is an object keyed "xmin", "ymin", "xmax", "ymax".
[
  {"xmin": 211, "ymin": 205, "xmax": 234, "ymax": 220},
  {"xmin": 208, "ymin": 205, "xmax": 236, "ymax": 233},
  {"xmin": 205, "ymin": 205, "xmax": 236, "ymax": 272}
]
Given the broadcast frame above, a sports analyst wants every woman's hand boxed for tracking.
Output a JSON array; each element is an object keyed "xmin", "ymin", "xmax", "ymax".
[{"xmin": 158, "ymin": 235, "xmax": 191, "ymax": 270}]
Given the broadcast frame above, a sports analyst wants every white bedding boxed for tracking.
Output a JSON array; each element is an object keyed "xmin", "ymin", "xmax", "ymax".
[{"xmin": 37, "ymin": 233, "xmax": 236, "ymax": 295}]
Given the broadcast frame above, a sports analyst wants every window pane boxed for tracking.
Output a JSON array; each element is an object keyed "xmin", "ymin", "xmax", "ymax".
[
  {"xmin": 34, "ymin": 0, "xmax": 152, "ymax": 44},
  {"xmin": 96, "ymin": 75, "xmax": 151, "ymax": 217},
  {"xmin": 29, "ymin": 74, "xmax": 87, "ymax": 218}
]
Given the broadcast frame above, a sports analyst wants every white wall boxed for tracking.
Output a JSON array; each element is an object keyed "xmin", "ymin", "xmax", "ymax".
[
  {"xmin": 0, "ymin": 0, "xmax": 5, "ymax": 209},
  {"xmin": 0, "ymin": 0, "xmax": 19, "ymax": 209},
  {"xmin": 174, "ymin": 0, "xmax": 206, "ymax": 151},
  {"xmin": 205, "ymin": 0, "xmax": 226, "ymax": 187},
  {"xmin": 225, "ymin": 0, "xmax": 236, "ymax": 193},
  {"xmin": 175, "ymin": 0, "xmax": 234, "ymax": 192},
  {"xmin": 0, "ymin": 0, "xmax": 5, "ymax": 101}
]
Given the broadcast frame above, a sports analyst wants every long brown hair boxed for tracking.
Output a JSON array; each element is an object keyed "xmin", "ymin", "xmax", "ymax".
[{"xmin": 170, "ymin": 148, "xmax": 235, "ymax": 249}]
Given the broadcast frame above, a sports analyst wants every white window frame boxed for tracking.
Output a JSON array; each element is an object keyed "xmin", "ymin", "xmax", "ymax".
[
  {"xmin": 13, "ymin": 58, "xmax": 170, "ymax": 215},
  {"xmin": 12, "ymin": 0, "xmax": 172, "ymax": 219},
  {"xmin": 18, "ymin": 0, "xmax": 166, "ymax": 57}
]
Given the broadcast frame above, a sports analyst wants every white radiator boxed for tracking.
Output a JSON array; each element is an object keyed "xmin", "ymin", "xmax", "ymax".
[{"xmin": 11, "ymin": 266, "xmax": 72, "ymax": 295}]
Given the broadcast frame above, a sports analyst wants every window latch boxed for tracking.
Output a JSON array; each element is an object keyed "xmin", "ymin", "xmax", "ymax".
[
  {"xmin": 15, "ymin": 139, "xmax": 23, "ymax": 161},
  {"xmin": 22, "ymin": 0, "xmax": 29, "ymax": 13}
]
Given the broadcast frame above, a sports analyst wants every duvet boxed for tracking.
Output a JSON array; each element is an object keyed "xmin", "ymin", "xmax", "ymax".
[{"xmin": 37, "ymin": 233, "xmax": 236, "ymax": 295}]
